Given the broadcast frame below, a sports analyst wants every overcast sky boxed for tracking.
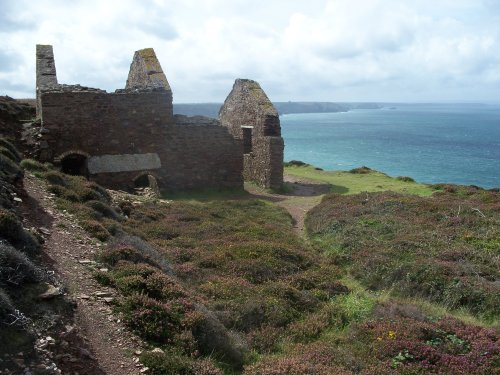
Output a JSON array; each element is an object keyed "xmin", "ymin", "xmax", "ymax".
[{"xmin": 1, "ymin": 0, "xmax": 499, "ymax": 102}]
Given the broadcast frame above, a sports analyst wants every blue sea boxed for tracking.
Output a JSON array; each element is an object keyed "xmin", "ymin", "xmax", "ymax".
[{"xmin": 281, "ymin": 103, "xmax": 500, "ymax": 189}]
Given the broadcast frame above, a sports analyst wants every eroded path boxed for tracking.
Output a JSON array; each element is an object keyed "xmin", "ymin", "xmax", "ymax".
[
  {"xmin": 245, "ymin": 174, "xmax": 330, "ymax": 236},
  {"xmin": 22, "ymin": 174, "xmax": 146, "ymax": 375}
]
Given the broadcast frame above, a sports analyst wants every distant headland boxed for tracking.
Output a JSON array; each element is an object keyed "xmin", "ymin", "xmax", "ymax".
[{"xmin": 173, "ymin": 101, "xmax": 382, "ymax": 118}]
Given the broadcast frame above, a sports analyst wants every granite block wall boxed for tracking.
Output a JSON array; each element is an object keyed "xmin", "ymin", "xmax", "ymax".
[
  {"xmin": 219, "ymin": 79, "xmax": 284, "ymax": 189},
  {"xmin": 35, "ymin": 45, "xmax": 243, "ymax": 193}
]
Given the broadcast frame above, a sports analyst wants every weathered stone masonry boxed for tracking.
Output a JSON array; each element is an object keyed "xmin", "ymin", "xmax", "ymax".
[
  {"xmin": 35, "ymin": 45, "xmax": 283, "ymax": 192},
  {"xmin": 219, "ymin": 79, "xmax": 284, "ymax": 189},
  {"xmin": 36, "ymin": 45, "xmax": 244, "ymax": 192}
]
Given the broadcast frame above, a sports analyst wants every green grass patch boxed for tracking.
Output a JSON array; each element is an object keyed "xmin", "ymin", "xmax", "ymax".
[{"xmin": 285, "ymin": 164, "xmax": 434, "ymax": 196}]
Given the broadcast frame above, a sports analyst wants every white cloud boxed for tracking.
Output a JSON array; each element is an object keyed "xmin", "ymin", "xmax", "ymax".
[{"xmin": 0, "ymin": 0, "xmax": 499, "ymax": 102}]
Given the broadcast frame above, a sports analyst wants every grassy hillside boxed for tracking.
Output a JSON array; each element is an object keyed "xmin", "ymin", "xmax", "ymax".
[
  {"xmin": 285, "ymin": 163, "xmax": 435, "ymax": 196},
  {"xmin": 306, "ymin": 187, "xmax": 499, "ymax": 321},
  {"xmin": 20, "ymin": 160, "xmax": 499, "ymax": 374}
]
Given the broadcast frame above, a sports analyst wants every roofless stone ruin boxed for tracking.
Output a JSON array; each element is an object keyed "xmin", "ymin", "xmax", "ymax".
[{"xmin": 35, "ymin": 44, "xmax": 284, "ymax": 192}]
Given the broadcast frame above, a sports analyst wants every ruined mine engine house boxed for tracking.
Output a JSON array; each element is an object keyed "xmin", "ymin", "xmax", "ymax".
[{"xmin": 35, "ymin": 44, "xmax": 283, "ymax": 193}]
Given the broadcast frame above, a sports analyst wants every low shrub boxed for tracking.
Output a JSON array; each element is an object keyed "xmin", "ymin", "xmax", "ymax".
[
  {"xmin": 0, "ymin": 154, "xmax": 23, "ymax": 184},
  {"xmin": 0, "ymin": 209, "xmax": 39, "ymax": 253},
  {"xmin": 190, "ymin": 358, "xmax": 224, "ymax": 375},
  {"xmin": 140, "ymin": 350, "xmax": 194, "ymax": 375},
  {"xmin": 349, "ymin": 166, "xmax": 372, "ymax": 174},
  {"xmin": 80, "ymin": 220, "xmax": 110, "ymax": 241},
  {"xmin": 244, "ymin": 342, "xmax": 350, "ymax": 375},
  {"xmin": 85, "ymin": 200, "xmax": 122, "ymax": 221},
  {"xmin": 288, "ymin": 304, "xmax": 339, "ymax": 343},
  {"xmin": 20, "ymin": 159, "xmax": 48, "ymax": 172},
  {"xmin": 287, "ymin": 266, "xmax": 348, "ymax": 299},
  {"xmin": 102, "ymin": 234, "xmax": 173, "ymax": 273},
  {"xmin": 396, "ymin": 176, "xmax": 415, "ymax": 183},
  {"xmin": 0, "ymin": 242, "xmax": 43, "ymax": 286},
  {"xmin": 114, "ymin": 275, "xmax": 147, "ymax": 295},
  {"xmin": 141, "ymin": 351, "xmax": 224, "ymax": 375},
  {"xmin": 0, "ymin": 147, "xmax": 20, "ymax": 163},
  {"xmin": 101, "ymin": 218, "xmax": 122, "ymax": 236},
  {"xmin": 110, "ymin": 261, "xmax": 158, "ymax": 280},
  {"xmin": 73, "ymin": 184, "xmax": 105, "ymax": 203},
  {"xmin": 197, "ymin": 276, "xmax": 255, "ymax": 301},
  {"xmin": 357, "ymin": 316, "xmax": 499, "ymax": 374},
  {"xmin": 118, "ymin": 200, "xmax": 134, "ymax": 216},
  {"xmin": 284, "ymin": 160, "xmax": 309, "ymax": 167},
  {"xmin": 306, "ymin": 190, "xmax": 500, "ymax": 319},
  {"xmin": 0, "ymin": 139, "xmax": 21, "ymax": 162},
  {"xmin": 118, "ymin": 293, "xmax": 193, "ymax": 343},
  {"xmin": 47, "ymin": 185, "xmax": 79, "ymax": 202},
  {"xmin": 261, "ymin": 281, "xmax": 320, "ymax": 313},
  {"xmin": 246, "ymin": 325, "xmax": 284, "ymax": 353},
  {"xmin": 42, "ymin": 171, "xmax": 67, "ymax": 186},
  {"xmin": 191, "ymin": 305, "xmax": 247, "ymax": 368},
  {"xmin": 85, "ymin": 181, "xmax": 112, "ymax": 203},
  {"xmin": 144, "ymin": 272, "xmax": 187, "ymax": 300},
  {"xmin": 98, "ymin": 245, "xmax": 146, "ymax": 266}
]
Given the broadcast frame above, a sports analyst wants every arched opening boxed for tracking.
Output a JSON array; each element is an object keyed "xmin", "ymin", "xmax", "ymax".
[
  {"xmin": 61, "ymin": 153, "xmax": 88, "ymax": 176},
  {"xmin": 134, "ymin": 174, "xmax": 151, "ymax": 188},
  {"xmin": 133, "ymin": 173, "xmax": 160, "ymax": 197}
]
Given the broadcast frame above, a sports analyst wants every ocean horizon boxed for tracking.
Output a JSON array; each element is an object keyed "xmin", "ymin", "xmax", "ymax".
[{"xmin": 281, "ymin": 103, "xmax": 500, "ymax": 189}]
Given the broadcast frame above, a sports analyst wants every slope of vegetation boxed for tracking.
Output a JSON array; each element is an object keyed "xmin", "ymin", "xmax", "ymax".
[
  {"xmin": 22, "ymin": 159, "xmax": 499, "ymax": 374},
  {"xmin": 285, "ymin": 162, "xmax": 435, "ymax": 196},
  {"xmin": 306, "ymin": 186, "xmax": 500, "ymax": 320},
  {"xmin": 0, "ymin": 140, "xmax": 47, "ymax": 369}
]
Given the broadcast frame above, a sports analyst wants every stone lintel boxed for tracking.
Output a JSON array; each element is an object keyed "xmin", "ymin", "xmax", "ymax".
[{"xmin": 88, "ymin": 153, "xmax": 161, "ymax": 174}]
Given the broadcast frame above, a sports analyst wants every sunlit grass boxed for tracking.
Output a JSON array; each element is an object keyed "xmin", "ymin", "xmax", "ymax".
[{"xmin": 285, "ymin": 164, "xmax": 435, "ymax": 196}]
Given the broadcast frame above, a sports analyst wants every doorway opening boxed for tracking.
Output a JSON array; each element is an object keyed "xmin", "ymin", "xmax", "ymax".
[
  {"xmin": 242, "ymin": 126, "xmax": 253, "ymax": 154},
  {"xmin": 61, "ymin": 153, "xmax": 88, "ymax": 176}
]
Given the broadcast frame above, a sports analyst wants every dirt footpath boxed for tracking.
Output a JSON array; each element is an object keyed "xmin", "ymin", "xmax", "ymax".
[
  {"xmin": 246, "ymin": 175, "xmax": 330, "ymax": 236},
  {"xmin": 21, "ymin": 174, "xmax": 146, "ymax": 375}
]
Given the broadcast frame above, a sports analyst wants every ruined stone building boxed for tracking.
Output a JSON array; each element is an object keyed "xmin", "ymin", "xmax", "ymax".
[
  {"xmin": 219, "ymin": 80, "xmax": 284, "ymax": 189},
  {"xmin": 35, "ymin": 44, "xmax": 283, "ymax": 193}
]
